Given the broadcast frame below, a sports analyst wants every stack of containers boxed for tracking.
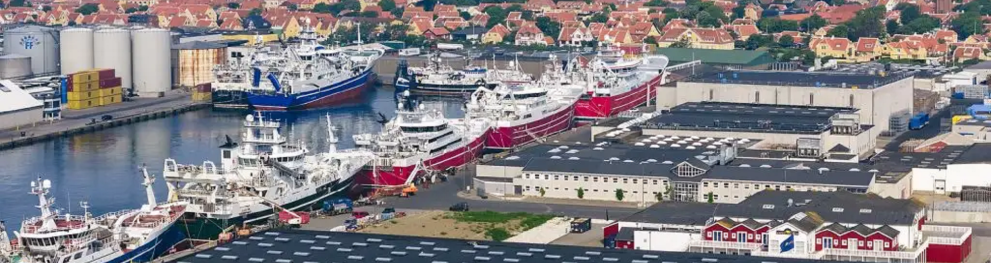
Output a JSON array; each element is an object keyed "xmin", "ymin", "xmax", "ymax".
[
  {"xmin": 65, "ymin": 69, "xmax": 122, "ymax": 110},
  {"xmin": 192, "ymin": 83, "xmax": 212, "ymax": 101}
]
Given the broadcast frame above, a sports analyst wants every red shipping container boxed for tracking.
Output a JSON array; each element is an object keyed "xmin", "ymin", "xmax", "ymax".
[
  {"xmin": 195, "ymin": 83, "xmax": 212, "ymax": 93},
  {"xmin": 99, "ymin": 77, "xmax": 121, "ymax": 89},
  {"xmin": 65, "ymin": 78, "xmax": 74, "ymax": 92},
  {"xmin": 97, "ymin": 69, "xmax": 115, "ymax": 80}
]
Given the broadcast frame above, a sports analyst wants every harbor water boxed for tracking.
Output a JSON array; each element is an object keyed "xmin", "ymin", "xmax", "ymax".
[{"xmin": 0, "ymin": 85, "xmax": 465, "ymax": 230}]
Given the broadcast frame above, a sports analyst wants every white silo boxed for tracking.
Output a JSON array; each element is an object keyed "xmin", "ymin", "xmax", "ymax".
[
  {"xmin": 59, "ymin": 28, "xmax": 94, "ymax": 75},
  {"xmin": 94, "ymin": 28, "xmax": 131, "ymax": 91},
  {"xmin": 132, "ymin": 28, "xmax": 171, "ymax": 97},
  {"xmin": 3, "ymin": 25, "xmax": 59, "ymax": 75},
  {"xmin": 0, "ymin": 54, "xmax": 33, "ymax": 79}
]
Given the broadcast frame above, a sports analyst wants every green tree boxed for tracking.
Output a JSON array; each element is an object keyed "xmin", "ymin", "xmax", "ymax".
[
  {"xmin": 41, "ymin": 5, "xmax": 51, "ymax": 12},
  {"xmin": 417, "ymin": 0, "xmax": 438, "ymax": 11},
  {"xmin": 460, "ymin": 11, "xmax": 472, "ymax": 20},
  {"xmin": 886, "ymin": 19, "xmax": 900, "ymax": 35},
  {"xmin": 778, "ymin": 34, "xmax": 794, "ymax": 48},
  {"xmin": 844, "ymin": 6, "xmax": 886, "ymax": 40},
  {"xmin": 8, "ymin": 0, "xmax": 25, "ymax": 7},
  {"xmin": 521, "ymin": 10, "xmax": 534, "ymax": 20},
  {"xmin": 899, "ymin": 15, "xmax": 940, "ymax": 34},
  {"xmin": 361, "ymin": 10, "xmax": 379, "ymax": 17},
  {"xmin": 615, "ymin": 189, "xmax": 625, "ymax": 201},
  {"xmin": 655, "ymin": 191, "xmax": 663, "ymax": 202},
  {"xmin": 757, "ymin": 18, "xmax": 798, "ymax": 33},
  {"xmin": 138, "ymin": 5, "xmax": 148, "ymax": 11},
  {"xmin": 577, "ymin": 187, "xmax": 585, "ymax": 199},
  {"xmin": 644, "ymin": 36, "xmax": 658, "ymax": 45},
  {"xmin": 314, "ymin": 3, "xmax": 332, "ymax": 13},
  {"xmin": 827, "ymin": 24, "xmax": 849, "ymax": 38},
  {"xmin": 227, "ymin": 2, "xmax": 240, "ymax": 9},
  {"xmin": 899, "ymin": 4, "xmax": 921, "ymax": 23},
  {"xmin": 287, "ymin": 3, "xmax": 298, "ymax": 11},
  {"xmin": 379, "ymin": 0, "xmax": 396, "ymax": 11},
  {"xmin": 646, "ymin": 0, "xmax": 666, "ymax": 6},
  {"xmin": 744, "ymin": 34, "xmax": 773, "ymax": 49},
  {"xmin": 126, "ymin": 7, "xmax": 137, "ymax": 13},
  {"xmin": 536, "ymin": 16, "xmax": 562, "ymax": 41},
  {"xmin": 589, "ymin": 12, "xmax": 608, "ymax": 23},
  {"xmin": 391, "ymin": 7, "xmax": 404, "ymax": 17},
  {"xmin": 800, "ymin": 14, "xmax": 827, "ymax": 32},
  {"xmin": 539, "ymin": 187, "xmax": 546, "ymax": 197},
  {"xmin": 485, "ymin": 6, "xmax": 510, "ymax": 28},
  {"xmin": 731, "ymin": 5, "xmax": 746, "ymax": 19},
  {"xmin": 76, "ymin": 3, "xmax": 99, "ymax": 15},
  {"xmin": 952, "ymin": 12, "xmax": 984, "ymax": 39},
  {"xmin": 706, "ymin": 192, "xmax": 714, "ymax": 203},
  {"xmin": 249, "ymin": 8, "xmax": 263, "ymax": 17}
]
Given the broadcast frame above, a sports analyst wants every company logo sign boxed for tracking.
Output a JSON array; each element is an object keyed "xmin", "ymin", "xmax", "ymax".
[{"xmin": 19, "ymin": 35, "xmax": 40, "ymax": 50}]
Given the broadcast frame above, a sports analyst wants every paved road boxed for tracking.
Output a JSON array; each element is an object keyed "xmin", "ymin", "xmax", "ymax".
[{"xmin": 379, "ymin": 166, "xmax": 641, "ymax": 221}]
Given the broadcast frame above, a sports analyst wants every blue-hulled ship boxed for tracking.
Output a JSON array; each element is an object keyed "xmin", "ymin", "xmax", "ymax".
[{"xmin": 243, "ymin": 26, "xmax": 383, "ymax": 111}]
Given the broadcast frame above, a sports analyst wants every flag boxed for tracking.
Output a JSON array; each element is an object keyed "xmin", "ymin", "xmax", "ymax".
[{"xmin": 780, "ymin": 234, "xmax": 795, "ymax": 252}]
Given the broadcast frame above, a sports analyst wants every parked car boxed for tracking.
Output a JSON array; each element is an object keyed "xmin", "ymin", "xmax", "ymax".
[{"xmin": 449, "ymin": 202, "xmax": 469, "ymax": 212}]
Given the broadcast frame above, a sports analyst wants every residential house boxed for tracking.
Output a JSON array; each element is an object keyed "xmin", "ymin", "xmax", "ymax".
[
  {"xmin": 407, "ymin": 17, "xmax": 433, "ymax": 35},
  {"xmin": 182, "ymin": 4, "xmax": 216, "ymax": 21},
  {"xmin": 657, "ymin": 27, "xmax": 734, "ymax": 50},
  {"xmin": 452, "ymin": 26, "xmax": 487, "ymax": 41},
  {"xmin": 728, "ymin": 24, "xmax": 760, "ymax": 41},
  {"xmin": 852, "ymin": 37, "xmax": 882, "ymax": 62},
  {"xmin": 817, "ymin": 4, "xmax": 865, "ymax": 24},
  {"xmin": 558, "ymin": 26, "xmax": 594, "ymax": 47},
  {"xmin": 515, "ymin": 25, "xmax": 547, "ymax": 46},
  {"xmin": 744, "ymin": 3, "xmax": 762, "ymax": 20},
  {"xmin": 270, "ymin": 15, "xmax": 301, "ymax": 38},
  {"xmin": 482, "ymin": 23, "xmax": 510, "ymax": 44},
  {"xmin": 810, "ymin": 37, "xmax": 854, "ymax": 60},
  {"xmin": 424, "ymin": 27, "xmax": 451, "ymax": 40},
  {"xmin": 470, "ymin": 13, "xmax": 489, "ymax": 26},
  {"xmin": 954, "ymin": 46, "xmax": 986, "ymax": 62},
  {"xmin": 629, "ymin": 22, "xmax": 661, "ymax": 42}
]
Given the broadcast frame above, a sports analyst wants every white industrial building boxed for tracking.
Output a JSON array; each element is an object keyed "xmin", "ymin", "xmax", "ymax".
[
  {"xmin": 0, "ymin": 80, "xmax": 43, "ymax": 130},
  {"xmin": 657, "ymin": 70, "xmax": 914, "ymax": 133}
]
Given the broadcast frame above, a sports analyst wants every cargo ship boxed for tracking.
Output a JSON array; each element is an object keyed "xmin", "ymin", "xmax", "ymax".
[
  {"xmin": 163, "ymin": 114, "xmax": 371, "ymax": 240},
  {"xmin": 9, "ymin": 173, "xmax": 186, "ymax": 263},
  {"xmin": 467, "ymin": 57, "xmax": 585, "ymax": 150},
  {"xmin": 574, "ymin": 48, "xmax": 669, "ymax": 119},
  {"xmin": 352, "ymin": 92, "xmax": 490, "ymax": 187},
  {"xmin": 394, "ymin": 54, "xmax": 531, "ymax": 95}
]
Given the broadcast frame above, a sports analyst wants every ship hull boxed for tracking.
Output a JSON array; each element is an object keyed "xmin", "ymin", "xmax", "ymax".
[
  {"xmin": 357, "ymin": 129, "xmax": 490, "ymax": 186},
  {"xmin": 105, "ymin": 223, "xmax": 186, "ymax": 263},
  {"xmin": 486, "ymin": 103, "xmax": 575, "ymax": 150},
  {"xmin": 246, "ymin": 69, "xmax": 374, "ymax": 111},
  {"xmin": 212, "ymin": 89, "xmax": 249, "ymax": 109},
  {"xmin": 177, "ymin": 176, "xmax": 355, "ymax": 240},
  {"xmin": 410, "ymin": 82, "xmax": 499, "ymax": 96},
  {"xmin": 575, "ymin": 75, "xmax": 661, "ymax": 119}
]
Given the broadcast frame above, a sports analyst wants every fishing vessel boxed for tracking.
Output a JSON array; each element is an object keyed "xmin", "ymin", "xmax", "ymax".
[
  {"xmin": 212, "ymin": 36, "xmax": 290, "ymax": 109},
  {"xmin": 11, "ymin": 173, "xmax": 186, "ymax": 263},
  {"xmin": 164, "ymin": 114, "xmax": 371, "ymax": 240},
  {"xmin": 394, "ymin": 54, "xmax": 532, "ymax": 95},
  {"xmin": 468, "ymin": 58, "xmax": 585, "ymax": 150},
  {"xmin": 574, "ymin": 47, "xmax": 669, "ymax": 119},
  {"xmin": 352, "ymin": 92, "xmax": 491, "ymax": 187},
  {"xmin": 241, "ymin": 26, "xmax": 384, "ymax": 111}
]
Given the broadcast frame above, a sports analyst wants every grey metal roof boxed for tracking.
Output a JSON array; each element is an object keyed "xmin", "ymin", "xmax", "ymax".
[
  {"xmin": 786, "ymin": 214, "xmax": 823, "ymax": 232},
  {"xmin": 620, "ymin": 202, "xmax": 720, "ymax": 225},
  {"xmin": 951, "ymin": 143, "xmax": 991, "ymax": 164},
  {"xmin": 643, "ymin": 102, "xmax": 858, "ymax": 135},
  {"xmin": 848, "ymin": 224, "xmax": 873, "ymax": 236},
  {"xmin": 731, "ymin": 191, "xmax": 923, "ymax": 226},
  {"xmin": 172, "ymin": 230, "xmax": 857, "ymax": 263},
  {"xmin": 685, "ymin": 69, "xmax": 914, "ymax": 89},
  {"xmin": 488, "ymin": 142, "xmax": 714, "ymax": 168},
  {"xmin": 821, "ymin": 222, "xmax": 847, "ymax": 234},
  {"xmin": 876, "ymin": 225, "xmax": 900, "ymax": 238}
]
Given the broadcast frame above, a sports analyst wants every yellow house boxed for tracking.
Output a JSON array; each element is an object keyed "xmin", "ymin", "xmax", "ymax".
[
  {"xmin": 851, "ymin": 37, "xmax": 882, "ymax": 62},
  {"xmin": 483, "ymin": 24, "xmax": 510, "ymax": 44},
  {"xmin": 277, "ymin": 17, "xmax": 302, "ymax": 38},
  {"xmin": 656, "ymin": 28, "xmax": 734, "ymax": 50},
  {"xmin": 882, "ymin": 41, "xmax": 929, "ymax": 60},
  {"xmin": 810, "ymin": 37, "xmax": 854, "ymax": 60},
  {"xmin": 183, "ymin": 5, "xmax": 217, "ymax": 22},
  {"xmin": 43, "ymin": 10, "xmax": 69, "ymax": 26}
]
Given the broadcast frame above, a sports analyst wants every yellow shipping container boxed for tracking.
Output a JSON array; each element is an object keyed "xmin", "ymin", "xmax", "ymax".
[
  {"xmin": 192, "ymin": 91, "xmax": 212, "ymax": 101},
  {"xmin": 66, "ymin": 90, "xmax": 98, "ymax": 101},
  {"xmin": 71, "ymin": 81, "xmax": 99, "ymax": 92},
  {"xmin": 98, "ymin": 87, "xmax": 122, "ymax": 97},
  {"xmin": 99, "ymin": 95, "xmax": 121, "ymax": 106},
  {"xmin": 67, "ymin": 98, "xmax": 99, "ymax": 110},
  {"xmin": 71, "ymin": 71, "xmax": 99, "ymax": 83}
]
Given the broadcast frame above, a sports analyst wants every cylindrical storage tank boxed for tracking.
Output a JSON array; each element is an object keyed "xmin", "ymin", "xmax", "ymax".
[
  {"xmin": 0, "ymin": 54, "xmax": 33, "ymax": 79},
  {"xmin": 94, "ymin": 28, "xmax": 132, "ymax": 91},
  {"xmin": 132, "ymin": 28, "xmax": 171, "ymax": 97},
  {"xmin": 59, "ymin": 28, "xmax": 94, "ymax": 75},
  {"xmin": 2, "ymin": 25, "xmax": 59, "ymax": 75}
]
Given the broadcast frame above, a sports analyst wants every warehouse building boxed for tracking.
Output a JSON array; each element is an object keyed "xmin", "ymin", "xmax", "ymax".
[
  {"xmin": 638, "ymin": 102, "xmax": 878, "ymax": 161},
  {"xmin": 0, "ymin": 80, "xmax": 43, "ymax": 130},
  {"xmin": 657, "ymin": 70, "xmax": 914, "ymax": 133},
  {"xmin": 605, "ymin": 191, "xmax": 973, "ymax": 263},
  {"xmin": 174, "ymin": 229, "xmax": 862, "ymax": 263},
  {"xmin": 172, "ymin": 41, "xmax": 229, "ymax": 88}
]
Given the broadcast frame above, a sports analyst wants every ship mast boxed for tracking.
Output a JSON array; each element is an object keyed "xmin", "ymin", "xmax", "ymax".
[
  {"xmin": 141, "ymin": 166, "xmax": 157, "ymax": 211},
  {"xmin": 326, "ymin": 114, "xmax": 338, "ymax": 153},
  {"xmin": 30, "ymin": 178, "xmax": 57, "ymax": 231}
]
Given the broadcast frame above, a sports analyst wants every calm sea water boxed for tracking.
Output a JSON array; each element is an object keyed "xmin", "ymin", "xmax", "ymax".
[{"xmin": 0, "ymin": 86, "xmax": 465, "ymax": 230}]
